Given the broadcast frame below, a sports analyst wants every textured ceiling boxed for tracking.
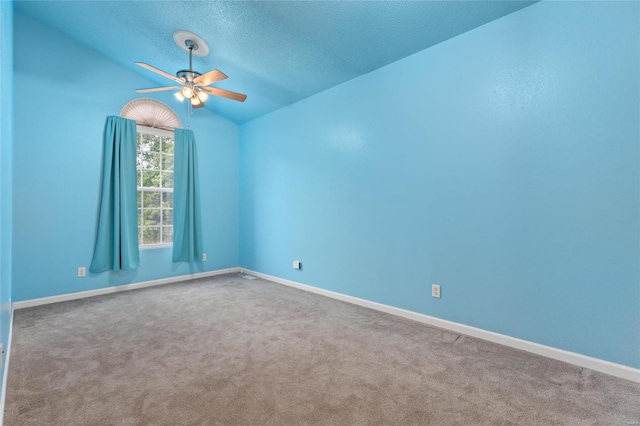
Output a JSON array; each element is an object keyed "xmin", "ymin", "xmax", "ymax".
[{"xmin": 15, "ymin": 1, "xmax": 536, "ymax": 124}]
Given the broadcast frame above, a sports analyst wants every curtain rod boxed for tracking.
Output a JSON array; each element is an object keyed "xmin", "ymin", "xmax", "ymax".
[{"xmin": 136, "ymin": 123, "xmax": 177, "ymax": 133}]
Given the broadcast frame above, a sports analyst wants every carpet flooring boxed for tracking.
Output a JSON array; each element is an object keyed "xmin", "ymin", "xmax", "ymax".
[{"xmin": 5, "ymin": 274, "xmax": 640, "ymax": 425}]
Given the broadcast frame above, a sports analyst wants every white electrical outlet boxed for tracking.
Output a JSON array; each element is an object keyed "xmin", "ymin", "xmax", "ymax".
[
  {"xmin": 432, "ymin": 284, "xmax": 441, "ymax": 299},
  {"xmin": 78, "ymin": 267, "xmax": 86, "ymax": 278},
  {"xmin": 202, "ymin": 253, "xmax": 207, "ymax": 262},
  {"xmin": 293, "ymin": 260, "xmax": 301, "ymax": 270}
]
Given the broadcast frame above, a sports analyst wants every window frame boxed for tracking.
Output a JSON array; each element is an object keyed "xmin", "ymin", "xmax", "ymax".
[{"xmin": 136, "ymin": 125, "xmax": 174, "ymax": 248}]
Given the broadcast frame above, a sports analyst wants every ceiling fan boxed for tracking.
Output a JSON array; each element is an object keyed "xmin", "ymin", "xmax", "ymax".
[{"xmin": 134, "ymin": 31, "xmax": 247, "ymax": 109}]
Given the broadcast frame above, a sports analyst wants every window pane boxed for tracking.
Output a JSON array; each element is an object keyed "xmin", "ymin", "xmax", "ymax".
[
  {"xmin": 140, "ymin": 133, "xmax": 161, "ymax": 152},
  {"xmin": 162, "ymin": 192, "xmax": 173, "ymax": 208},
  {"xmin": 162, "ymin": 154, "xmax": 174, "ymax": 171},
  {"xmin": 162, "ymin": 138, "xmax": 174, "ymax": 154},
  {"xmin": 137, "ymin": 132, "xmax": 145, "ymax": 147},
  {"xmin": 151, "ymin": 134, "xmax": 162, "ymax": 152},
  {"xmin": 138, "ymin": 226, "xmax": 143, "ymax": 245},
  {"xmin": 142, "ymin": 171, "xmax": 161, "ymax": 187},
  {"xmin": 137, "ymin": 192, "xmax": 142, "ymax": 207},
  {"xmin": 142, "ymin": 227, "xmax": 161, "ymax": 245},
  {"xmin": 137, "ymin": 208, "xmax": 142, "ymax": 225},
  {"xmin": 162, "ymin": 209, "xmax": 173, "ymax": 225},
  {"xmin": 162, "ymin": 171, "xmax": 174, "ymax": 188},
  {"xmin": 143, "ymin": 192, "xmax": 161, "ymax": 208},
  {"xmin": 140, "ymin": 152, "xmax": 161, "ymax": 171},
  {"xmin": 143, "ymin": 209, "xmax": 161, "ymax": 226},
  {"xmin": 162, "ymin": 226, "xmax": 173, "ymax": 243}
]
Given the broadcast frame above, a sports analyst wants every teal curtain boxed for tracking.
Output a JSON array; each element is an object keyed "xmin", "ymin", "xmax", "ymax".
[
  {"xmin": 173, "ymin": 128, "xmax": 203, "ymax": 262},
  {"xmin": 90, "ymin": 116, "xmax": 139, "ymax": 272}
]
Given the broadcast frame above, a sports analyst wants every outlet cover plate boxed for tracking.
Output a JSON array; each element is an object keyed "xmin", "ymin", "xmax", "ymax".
[{"xmin": 432, "ymin": 284, "xmax": 441, "ymax": 298}]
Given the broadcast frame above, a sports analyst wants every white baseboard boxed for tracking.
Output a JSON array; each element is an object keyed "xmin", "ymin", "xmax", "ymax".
[
  {"xmin": 13, "ymin": 267, "xmax": 241, "ymax": 310},
  {"xmin": 242, "ymin": 269, "xmax": 640, "ymax": 384},
  {"xmin": 0, "ymin": 303, "xmax": 14, "ymax": 426}
]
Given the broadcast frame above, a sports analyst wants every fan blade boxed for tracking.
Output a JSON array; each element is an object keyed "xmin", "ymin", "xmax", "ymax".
[
  {"xmin": 193, "ymin": 69, "xmax": 228, "ymax": 86},
  {"xmin": 135, "ymin": 86, "xmax": 181, "ymax": 93},
  {"xmin": 135, "ymin": 62, "xmax": 182, "ymax": 83},
  {"xmin": 201, "ymin": 86, "xmax": 247, "ymax": 102}
]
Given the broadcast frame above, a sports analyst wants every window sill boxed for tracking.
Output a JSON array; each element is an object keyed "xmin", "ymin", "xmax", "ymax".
[{"xmin": 140, "ymin": 244, "xmax": 173, "ymax": 250}]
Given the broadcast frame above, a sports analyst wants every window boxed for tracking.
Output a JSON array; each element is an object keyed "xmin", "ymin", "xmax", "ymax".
[{"xmin": 137, "ymin": 126, "xmax": 174, "ymax": 246}]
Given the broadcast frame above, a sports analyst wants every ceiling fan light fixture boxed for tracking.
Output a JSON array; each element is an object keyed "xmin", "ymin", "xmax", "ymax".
[
  {"xmin": 174, "ymin": 91, "xmax": 185, "ymax": 102},
  {"xmin": 197, "ymin": 91, "xmax": 209, "ymax": 102},
  {"xmin": 191, "ymin": 96, "xmax": 201, "ymax": 106},
  {"xmin": 182, "ymin": 86, "xmax": 194, "ymax": 98}
]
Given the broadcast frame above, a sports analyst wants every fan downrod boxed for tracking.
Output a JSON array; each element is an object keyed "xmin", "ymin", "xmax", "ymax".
[{"xmin": 176, "ymin": 40, "xmax": 202, "ymax": 82}]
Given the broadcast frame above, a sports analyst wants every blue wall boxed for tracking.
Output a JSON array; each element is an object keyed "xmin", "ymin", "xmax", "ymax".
[
  {"xmin": 240, "ymin": 1, "xmax": 640, "ymax": 368},
  {"xmin": 0, "ymin": 0, "xmax": 14, "ymax": 371},
  {"xmin": 12, "ymin": 14, "xmax": 240, "ymax": 302}
]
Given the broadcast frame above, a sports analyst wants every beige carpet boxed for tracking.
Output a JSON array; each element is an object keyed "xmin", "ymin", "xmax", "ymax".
[{"xmin": 5, "ymin": 273, "xmax": 640, "ymax": 425}]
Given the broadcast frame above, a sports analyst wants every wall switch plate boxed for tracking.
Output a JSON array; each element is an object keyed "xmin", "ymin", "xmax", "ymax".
[
  {"xmin": 78, "ymin": 267, "xmax": 86, "ymax": 278},
  {"xmin": 432, "ymin": 284, "xmax": 441, "ymax": 298},
  {"xmin": 293, "ymin": 260, "xmax": 301, "ymax": 270},
  {"xmin": 202, "ymin": 253, "xmax": 207, "ymax": 262}
]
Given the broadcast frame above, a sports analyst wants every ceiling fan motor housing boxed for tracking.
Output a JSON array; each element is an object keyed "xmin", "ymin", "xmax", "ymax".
[{"xmin": 177, "ymin": 69, "xmax": 202, "ymax": 83}]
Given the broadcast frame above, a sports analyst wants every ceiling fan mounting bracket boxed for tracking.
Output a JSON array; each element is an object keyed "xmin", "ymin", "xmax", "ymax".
[{"xmin": 184, "ymin": 39, "xmax": 198, "ymax": 52}]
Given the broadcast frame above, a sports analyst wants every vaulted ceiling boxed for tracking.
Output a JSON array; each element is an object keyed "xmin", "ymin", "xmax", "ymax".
[{"xmin": 15, "ymin": 1, "xmax": 537, "ymax": 124}]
